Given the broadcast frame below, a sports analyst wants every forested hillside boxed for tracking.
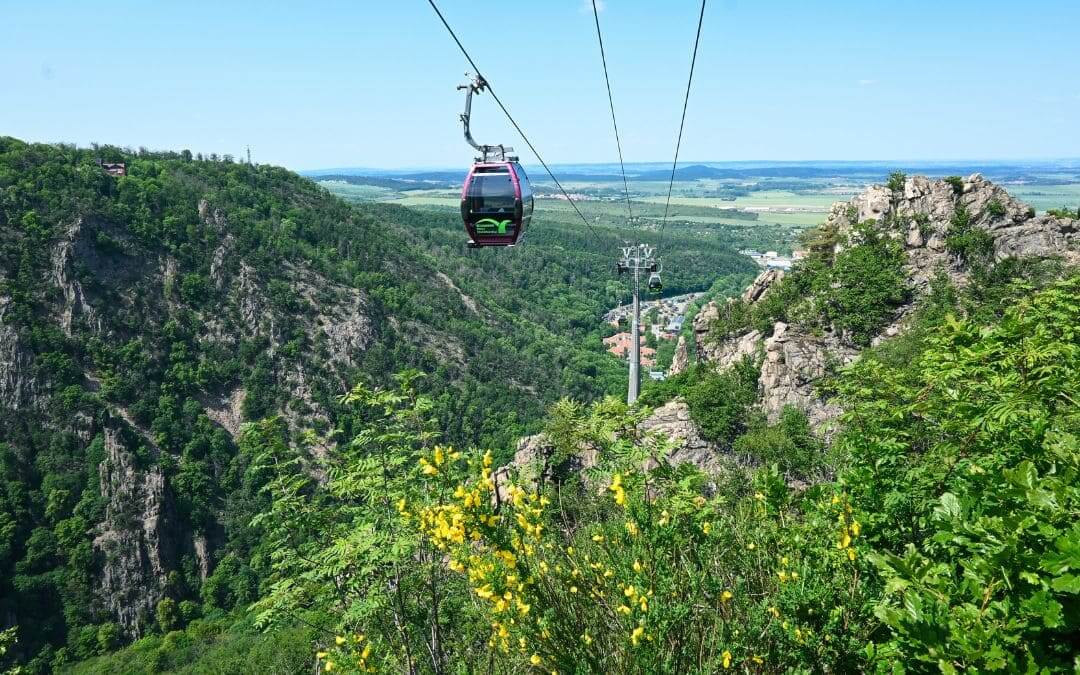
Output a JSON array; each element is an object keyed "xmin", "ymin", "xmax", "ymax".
[
  {"xmin": 0, "ymin": 136, "xmax": 757, "ymax": 670},
  {"xmin": 53, "ymin": 175, "xmax": 1080, "ymax": 674},
  {"xmin": 75, "ymin": 271, "xmax": 1080, "ymax": 674}
]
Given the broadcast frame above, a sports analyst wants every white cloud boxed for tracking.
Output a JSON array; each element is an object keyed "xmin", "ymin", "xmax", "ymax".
[
  {"xmin": 858, "ymin": 79, "xmax": 878, "ymax": 86},
  {"xmin": 581, "ymin": 0, "xmax": 605, "ymax": 14}
]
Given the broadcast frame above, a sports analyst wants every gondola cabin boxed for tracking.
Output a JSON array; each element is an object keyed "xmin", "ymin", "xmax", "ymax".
[{"xmin": 461, "ymin": 162, "xmax": 533, "ymax": 247}]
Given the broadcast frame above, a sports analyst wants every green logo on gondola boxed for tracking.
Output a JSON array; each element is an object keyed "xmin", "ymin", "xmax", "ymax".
[{"xmin": 474, "ymin": 218, "xmax": 512, "ymax": 234}]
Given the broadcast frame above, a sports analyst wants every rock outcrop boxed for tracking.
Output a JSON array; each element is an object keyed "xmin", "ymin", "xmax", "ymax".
[
  {"xmin": 669, "ymin": 335, "xmax": 690, "ymax": 375},
  {"xmin": 92, "ymin": 420, "xmax": 177, "ymax": 638},
  {"xmin": 639, "ymin": 176, "xmax": 1079, "ymax": 473},
  {"xmin": 637, "ymin": 399, "xmax": 723, "ymax": 472}
]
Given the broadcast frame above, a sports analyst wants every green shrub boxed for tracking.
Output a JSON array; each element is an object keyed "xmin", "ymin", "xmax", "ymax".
[
  {"xmin": 734, "ymin": 406, "xmax": 824, "ymax": 480},
  {"xmin": 886, "ymin": 171, "xmax": 906, "ymax": 192},
  {"xmin": 684, "ymin": 357, "xmax": 760, "ymax": 447},
  {"xmin": 836, "ymin": 274, "xmax": 1080, "ymax": 671},
  {"xmin": 1047, "ymin": 205, "xmax": 1080, "ymax": 219},
  {"xmin": 986, "ymin": 199, "xmax": 1006, "ymax": 217},
  {"xmin": 821, "ymin": 224, "xmax": 910, "ymax": 345},
  {"xmin": 944, "ymin": 176, "xmax": 965, "ymax": 194},
  {"xmin": 155, "ymin": 598, "xmax": 181, "ymax": 633},
  {"xmin": 945, "ymin": 205, "xmax": 995, "ymax": 265}
]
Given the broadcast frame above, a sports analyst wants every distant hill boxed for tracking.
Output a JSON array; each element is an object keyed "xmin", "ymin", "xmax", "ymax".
[{"xmin": 315, "ymin": 174, "xmax": 457, "ymax": 190}]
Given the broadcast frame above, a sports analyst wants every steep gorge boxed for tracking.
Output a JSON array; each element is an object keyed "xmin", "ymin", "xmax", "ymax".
[{"xmin": 0, "ymin": 137, "xmax": 759, "ymax": 668}]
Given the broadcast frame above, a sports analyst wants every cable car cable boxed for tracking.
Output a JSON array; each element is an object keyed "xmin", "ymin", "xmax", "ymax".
[
  {"xmin": 658, "ymin": 0, "xmax": 707, "ymax": 254},
  {"xmin": 425, "ymin": 0, "xmax": 600, "ymax": 240},
  {"xmin": 591, "ymin": 0, "xmax": 633, "ymax": 224}
]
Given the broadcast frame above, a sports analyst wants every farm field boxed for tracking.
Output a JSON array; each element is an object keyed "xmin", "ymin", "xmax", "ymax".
[{"xmin": 320, "ymin": 161, "xmax": 1080, "ymax": 258}]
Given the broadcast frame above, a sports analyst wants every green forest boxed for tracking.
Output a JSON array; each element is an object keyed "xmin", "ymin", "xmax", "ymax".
[
  {"xmin": 1, "ymin": 137, "xmax": 1078, "ymax": 673},
  {"xmin": 0, "ymin": 137, "xmax": 755, "ymax": 671}
]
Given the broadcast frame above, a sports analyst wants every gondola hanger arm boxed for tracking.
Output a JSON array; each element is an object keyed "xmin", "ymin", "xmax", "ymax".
[{"xmin": 459, "ymin": 74, "xmax": 512, "ymax": 162}]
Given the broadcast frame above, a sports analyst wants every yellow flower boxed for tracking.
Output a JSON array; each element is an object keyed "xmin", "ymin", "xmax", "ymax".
[
  {"xmin": 754, "ymin": 492, "xmax": 765, "ymax": 501},
  {"xmin": 335, "ymin": 635, "xmax": 346, "ymax": 645},
  {"xmin": 618, "ymin": 604, "xmax": 632, "ymax": 615},
  {"xmin": 570, "ymin": 586, "xmax": 578, "ymax": 594},
  {"xmin": 361, "ymin": 644, "xmax": 372, "ymax": 659},
  {"xmin": 419, "ymin": 458, "xmax": 438, "ymax": 475},
  {"xmin": 608, "ymin": 474, "xmax": 627, "ymax": 506},
  {"xmin": 316, "ymin": 651, "xmax": 328, "ymax": 659},
  {"xmin": 630, "ymin": 625, "xmax": 645, "ymax": 646},
  {"xmin": 633, "ymin": 560, "xmax": 643, "ymax": 573},
  {"xmin": 752, "ymin": 655, "xmax": 764, "ymax": 665},
  {"xmin": 625, "ymin": 520, "xmax": 639, "ymax": 536},
  {"xmin": 722, "ymin": 649, "xmax": 732, "ymax": 669},
  {"xmin": 530, "ymin": 654, "xmax": 542, "ymax": 666},
  {"xmin": 624, "ymin": 585, "xmax": 637, "ymax": 598},
  {"xmin": 582, "ymin": 632, "xmax": 593, "ymax": 645},
  {"xmin": 850, "ymin": 521, "xmax": 861, "ymax": 537},
  {"xmin": 658, "ymin": 510, "xmax": 671, "ymax": 526},
  {"xmin": 701, "ymin": 521, "xmax": 712, "ymax": 535},
  {"xmin": 721, "ymin": 590, "xmax": 733, "ymax": 603},
  {"xmin": 434, "ymin": 446, "xmax": 445, "ymax": 465},
  {"xmin": 592, "ymin": 534, "xmax": 604, "ymax": 542},
  {"xmin": 847, "ymin": 547, "xmax": 857, "ymax": 561},
  {"xmin": 746, "ymin": 542, "xmax": 756, "ymax": 550},
  {"xmin": 325, "ymin": 662, "xmax": 336, "ymax": 672},
  {"xmin": 768, "ymin": 606, "xmax": 780, "ymax": 619}
]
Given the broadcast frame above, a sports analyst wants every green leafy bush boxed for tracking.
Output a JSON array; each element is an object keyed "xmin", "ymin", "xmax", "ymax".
[
  {"xmin": 946, "ymin": 204, "xmax": 995, "ymax": 265},
  {"xmin": 734, "ymin": 406, "xmax": 824, "ymax": 480},
  {"xmin": 1047, "ymin": 206, "xmax": 1080, "ymax": 219},
  {"xmin": 836, "ymin": 274, "xmax": 1080, "ymax": 671},
  {"xmin": 887, "ymin": 170, "xmax": 907, "ymax": 192},
  {"xmin": 683, "ymin": 357, "xmax": 760, "ymax": 446},
  {"xmin": 944, "ymin": 176, "xmax": 965, "ymax": 194}
]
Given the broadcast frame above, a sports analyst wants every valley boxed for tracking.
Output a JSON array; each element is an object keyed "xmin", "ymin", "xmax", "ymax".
[{"xmin": 1, "ymin": 134, "xmax": 1078, "ymax": 672}]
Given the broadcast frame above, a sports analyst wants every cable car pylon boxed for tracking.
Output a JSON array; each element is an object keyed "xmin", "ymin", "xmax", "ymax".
[{"xmin": 616, "ymin": 243, "xmax": 659, "ymax": 404}]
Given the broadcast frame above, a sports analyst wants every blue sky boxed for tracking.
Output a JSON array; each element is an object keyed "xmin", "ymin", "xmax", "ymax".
[{"xmin": 2, "ymin": 0, "xmax": 1078, "ymax": 170}]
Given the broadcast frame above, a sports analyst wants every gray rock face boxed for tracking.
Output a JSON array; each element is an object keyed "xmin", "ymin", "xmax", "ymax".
[
  {"xmin": 742, "ymin": 268, "xmax": 785, "ymax": 303},
  {"xmin": 0, "ymin": 296, "xmax": 40, "ymax": 411},
  {"xmin": 493, "ymin": 433, "xmax": 598, "ymax": 502},
  {"xmin": 758, "ymin": 323, "xmax": 855, "ymax": 430},
  {"xmin": 51, "ymin": 219, "xmax": 99, "ymax": 336},
  {"xmin": 637, "ymin": 400, "xmax": 723, "ymax": 473},
  {"xmin": 92, "ymin": 421, "xmax": 176, "ymax": 638},
  {"xmin": 832, "ymin": 173, "xmax": 1080, "ymax": 292},
  {"xmin": 669, "ymin": 335, "xmax": 690, "ymax": 375},
  {"xmin": 497, "ymin": 401, "xmax": 727, "ymax": 487},
  {"xmin": 686, "ymin": 176, "xmax": 1079, "ymax": 440}
]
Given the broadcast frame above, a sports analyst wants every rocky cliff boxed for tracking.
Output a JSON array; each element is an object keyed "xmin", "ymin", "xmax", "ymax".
[
  {"xmin": 685, "ymin": 174, "xmax": 1078, "ymax": 433},
  {"xmin": 0, "ymin": 138, "xmax": 640, "ymax": 660}
]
